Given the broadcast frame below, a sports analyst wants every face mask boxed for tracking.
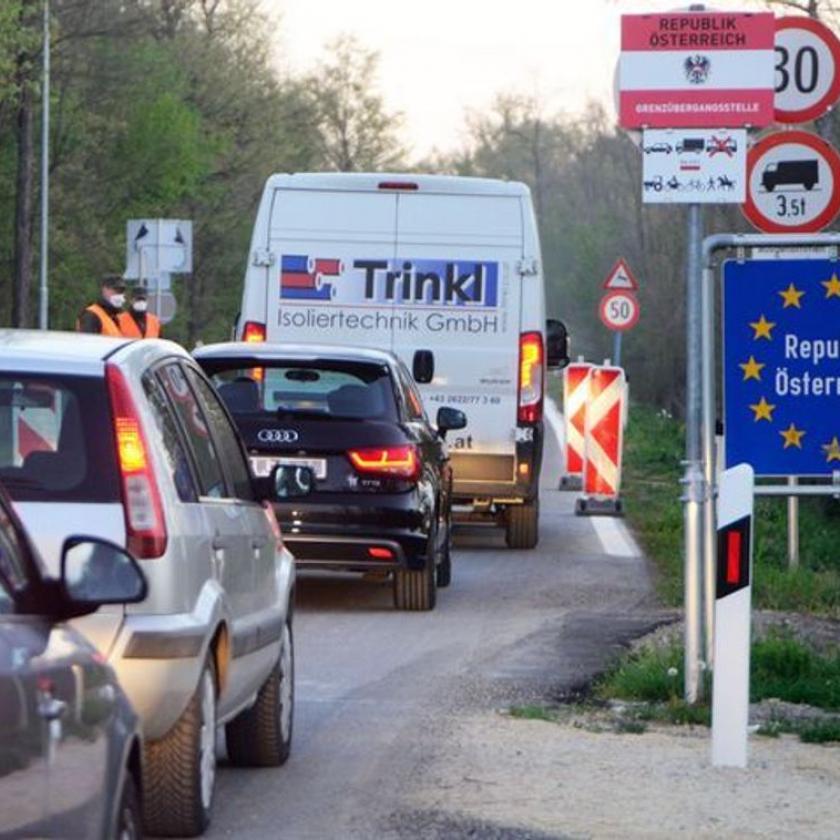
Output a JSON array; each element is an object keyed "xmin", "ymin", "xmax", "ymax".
[
  {"xmin": 133, "ymin": 300, "xmax": 148, "ymax": 313},
  {"xmin": 109, "ymin": 293, "xmax": 126, "ymax": 308}
]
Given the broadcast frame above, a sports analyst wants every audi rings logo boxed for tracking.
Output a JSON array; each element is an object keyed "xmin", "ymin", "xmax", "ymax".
[{"xmin": 257, "ymin": 429, "xmax": 299, "ymax": 444}]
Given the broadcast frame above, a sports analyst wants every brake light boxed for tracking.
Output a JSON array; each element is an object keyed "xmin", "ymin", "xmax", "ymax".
[
  {"xmin": 368, "ymin": 547, "xmax": 395, "ymax": 560},
  {"xmin": 347, "ymin": 445, "xmax": 420, "ymax": 481},
  {"xmin": 242, "ymin": 321, "xmax": 266, "ymax": 343},
  {"xmin": 106, "ymin": 364, "xmax": 167, "ymax": 559},
  {"xmin": 378, "ymin": 181, "xmax": 418, "ymax": 190},
  {"xmin": 518, "ymin": 331, "xmax": 544, "ymax": 424},
  {"xmin": 241, "ymin": 321, "xmax": 266, "ymax": 381}
]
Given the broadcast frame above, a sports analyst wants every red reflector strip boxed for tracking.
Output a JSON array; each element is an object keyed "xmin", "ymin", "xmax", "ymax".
[
  {"xmin": 368, "ymin": 547, "xmax": 394, "ymax": 560},
  {"xmin": 378, "ymin": 181, "xmax": 418, "ymax": 190},
  {"xmin": 726, "ymin": 531, "xmax": 742, "ymax": 585}
]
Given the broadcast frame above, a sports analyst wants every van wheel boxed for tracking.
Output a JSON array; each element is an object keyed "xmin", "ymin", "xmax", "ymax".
[
  {"xmin": 226, "ymin": 619, "xmax": 294, "ymax": 767},
  {"xmin": 143, "ymin": 658, "xmax": 216, "ymax": 837},
  {"xmin": 505, "ymin": 501, "xmax": 539, "ymax": 549}
]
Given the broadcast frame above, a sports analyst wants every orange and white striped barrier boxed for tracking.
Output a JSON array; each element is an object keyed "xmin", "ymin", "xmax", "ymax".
[
  {"xmin": 576, "ymin": 364, "xmax": 626, "ymax": 516},
  {"xmin": 561, "ymin": 362, "xmax": 592, "ymax": 489},
  {"xmin": 16, "ymin": 395, "xmax": 58, "ymax": 464}
]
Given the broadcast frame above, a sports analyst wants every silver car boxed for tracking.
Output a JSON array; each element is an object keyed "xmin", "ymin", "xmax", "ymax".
[
  {"xmin": 0, "ymin": 331, "xmax": 298, "ymax": 837},
  {"xmin": 0, "ymin": 482, "xmax": 147, "ymax": 839}
]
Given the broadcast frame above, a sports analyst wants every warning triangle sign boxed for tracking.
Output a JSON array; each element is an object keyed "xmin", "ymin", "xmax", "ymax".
[{"xmin": 603, "ymin": 258, "xmax": 639, "ymax": 291}]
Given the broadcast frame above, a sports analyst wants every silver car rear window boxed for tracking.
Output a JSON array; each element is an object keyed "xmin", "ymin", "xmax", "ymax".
[{"xmin": 0, "ymin": 374, "xmax": 120, "ymax": 503}]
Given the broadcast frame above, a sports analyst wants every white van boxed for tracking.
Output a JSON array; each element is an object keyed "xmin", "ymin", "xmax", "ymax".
[{"xmin": 236, "ymin": 173, "xmax": 568, "ymax": 548}]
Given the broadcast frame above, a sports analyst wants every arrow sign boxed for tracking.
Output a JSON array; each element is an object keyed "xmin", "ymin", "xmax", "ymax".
[{"xmin": 602, "ymin": 258, "xmax": 639, "ymax": 291}]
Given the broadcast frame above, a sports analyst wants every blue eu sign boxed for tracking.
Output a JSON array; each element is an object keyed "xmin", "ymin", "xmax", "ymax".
[{"xmin": 723, "ymin": 259, "xmax": 840, "ymax": 476}]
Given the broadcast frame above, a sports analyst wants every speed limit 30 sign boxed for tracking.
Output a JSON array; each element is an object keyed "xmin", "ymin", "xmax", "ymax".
[
  {"xmin": 599, "ymin": 290, "xmax": 640, "ymax": 332},
  {"xmin": 775, "ymin": 16, "xmax": 840, "ymax": 123}
]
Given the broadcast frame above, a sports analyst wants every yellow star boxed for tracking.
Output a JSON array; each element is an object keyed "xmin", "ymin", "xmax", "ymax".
[
  {"xmin": 739, "ymin": 356, "xmax": 765, "ymax": 381},
  {"xmin": 822, "ymin": 274, "xmax": 840, "ymax": 298},
  {"xmin": 779, "ymin": 283, "xmax": 805, "ymax": 308},
  {"xmin": 749, "ymin": 315, "xmax": 776, "ymax": 340},
  {"xmin": 822, "ymin": 436, "xmax": 840, "ymax": 462},
  {"xmin": 749, "ymin": 396, "xmax": 775, "ymax": 422},
  {"xmin": 780, "ymin": 423, "xmax": 806, "ymax": 449}
]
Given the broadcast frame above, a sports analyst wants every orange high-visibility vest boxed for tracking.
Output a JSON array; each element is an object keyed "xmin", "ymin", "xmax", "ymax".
[
  {"xmin": 81, "ymin": 303, "xmax": 122, "ymax": 337},
  {"xmin": 118, "ymin": 311, "xmax": 161, "ymax": 339}
]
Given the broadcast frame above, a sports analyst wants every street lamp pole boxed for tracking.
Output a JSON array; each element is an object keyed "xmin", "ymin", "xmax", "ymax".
[{"xmin": 38, "ymin": 0, "xmax": 50, "ymax": 330}]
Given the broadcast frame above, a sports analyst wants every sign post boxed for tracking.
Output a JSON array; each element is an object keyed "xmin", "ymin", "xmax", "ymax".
[{"xmin": 711, "ymin": 463, "xmax": 754, "ymax": 768}]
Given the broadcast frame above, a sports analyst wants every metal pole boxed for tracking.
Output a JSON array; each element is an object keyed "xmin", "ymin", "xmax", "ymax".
[
  {"xmin": 701, "ymin": 262, "xmax": 716, "ymax": 667},
  {"xmin": 38, "ymin": 0, "xmax": 50, "ymax": 330},
  {"xmin": 613, "ymin": 332, "xmax": 622, "ymax": 368},
  {"xmin": 156, "ymin": 218, "xmax": 162, "ymax": 319},
  {"xmin": 683, "ymin": 203, "xmax": 704, "ymax": 703},
  {"xmin": 787, "ymin": 476, "xmax": 799, "ymax": 569}
]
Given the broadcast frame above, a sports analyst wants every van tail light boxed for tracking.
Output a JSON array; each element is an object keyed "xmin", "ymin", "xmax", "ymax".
[
  {"xmin": 347, "ymin": 445, "xmax": 421, "ymax": 482},
  {"xmin": 378, "ymin": 181, "xmax": 418, "ymax": 190},
  {"xmin": 241, "ymin": 321, "xmax": 266, "ymax": 381},
  {"xmin": 518, "ymin": 331, "xmax": 544, "ymax": 424},
  {"xmin": 106, "ymin": 364, "xmax": 167, "ymax": 559}
]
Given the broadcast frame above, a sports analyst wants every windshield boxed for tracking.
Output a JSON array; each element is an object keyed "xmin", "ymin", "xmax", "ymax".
[
  {"xmin": 206, "ymin": 360, "xmax": 398, "ymax": 422},
  {"xmin": 0, "ymin": 374, "xmax": 120, "ymax": 503}
]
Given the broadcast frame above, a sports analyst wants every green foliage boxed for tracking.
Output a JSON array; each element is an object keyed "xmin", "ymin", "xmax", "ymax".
[{"xmin": 508, "ymin": 705, "xmax": 560, "ymax": 723}]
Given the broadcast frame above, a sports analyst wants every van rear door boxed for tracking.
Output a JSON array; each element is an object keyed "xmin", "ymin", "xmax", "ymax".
[
  {"xmin": 393, "ymin": 191, "xmax": 524, "ymax": 463},
  {"xmin": 266, "ymin": 188, "xmax": 397, "ymax": 346}
]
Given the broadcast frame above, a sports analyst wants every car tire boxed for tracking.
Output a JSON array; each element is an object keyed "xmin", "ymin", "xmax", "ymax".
[
  {"xmin": 505, "ymin": 500, "xmax": 539, "ymax": 549},
  {"xmin": 226, "ymin": 618, "xmax": 294, "ymax": 767},
  {"xmin": 143, "ymin": 657, "xmax": 217, "ymax": 837},
  {"xmin": 113, "ymin": 772, "xmax": 142, "ymax": 840},
  {"xmin": 394, "ymin": 529, "xmax": 437, "ymax": 611}
]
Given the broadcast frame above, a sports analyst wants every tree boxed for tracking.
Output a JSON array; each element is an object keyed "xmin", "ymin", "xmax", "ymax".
[{"xmin": 305, "ymin": 35, "xmax": 405, "ymax": 172}]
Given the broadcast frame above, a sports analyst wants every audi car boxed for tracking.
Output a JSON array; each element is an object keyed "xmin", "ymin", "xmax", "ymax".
[{"xmin": 194, "ymin": 343, "xmax": 467, "ymax": 611}]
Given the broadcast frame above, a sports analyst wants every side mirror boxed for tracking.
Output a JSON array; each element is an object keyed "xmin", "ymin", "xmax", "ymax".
[
  {"xmin": 61, "ymin": 537, "xmax": 147, "ymax": 607},
  {"xmin": 546, "ymin": 319, "xmax": 570, "ymax": 369},
  {"xmin": 412, "ymin": 349, "xmax": 435, "ymax": 384},
  {"xmin": 272, "ymin": 464, "xmax": 314, "ymax": 499},
  {"xmin": 436, "ymin": 406, "xmax": 467, "ymax": 438}
]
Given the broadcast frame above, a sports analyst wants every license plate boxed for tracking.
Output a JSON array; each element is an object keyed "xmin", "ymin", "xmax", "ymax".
[{"xmin": 250, "ymin": 456, "xmax": 327, "ymax": 480}]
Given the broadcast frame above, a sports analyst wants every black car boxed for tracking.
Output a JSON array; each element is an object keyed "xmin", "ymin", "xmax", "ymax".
[
  {"xmin": 0, "ymin": 484, "xmax": 148, "ymax": 839},
  {"xmin": 194, "ymin": 343, "xmax": 466, "ymax": 611}
]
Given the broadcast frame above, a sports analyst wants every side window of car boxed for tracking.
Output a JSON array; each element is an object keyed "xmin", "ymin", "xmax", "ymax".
[
  {"xmin": 184, "ymin": 367, "xmax": 255, "ymax": 502},
  {"xmin": 158, "ymin": 363, "xmax": 227, "ymax": 499},
  {"xmin": 397, "ymin": 365, "xmax": 426, "ymax": 422},
  {"xmin": 0, "ymin": 505, "xmax": 27, "ymax": 614},
  {"xmin": 142, "ymin": 372, "xmax": 199, "ymax": 503}
]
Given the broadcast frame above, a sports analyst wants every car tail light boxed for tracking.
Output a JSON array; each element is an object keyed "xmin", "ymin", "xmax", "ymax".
[
  {"xmin": 241, "ymin": 321, "xmax": 266, "ymax": 381},
  {"xmin": 262, "ymin": 501, "xmax": 284, "ymax": 551},
  {"xmin": 347, "ymin": 445, "xmax": 420, "ymax": 481},
  {"xmin": 106, "ymin": 364, "xmax": 167, "ymax": 559},
  {"xmin": 518, "ymin": 331, "xmax": 544, "ymax": 424}
]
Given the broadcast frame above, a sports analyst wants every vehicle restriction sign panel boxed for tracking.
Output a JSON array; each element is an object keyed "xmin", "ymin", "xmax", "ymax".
[
  {"xmin": 642, "ymin": 128, "xmax": 746, "ymax": 203},
  {"xmin": 619, "ymin": 12, "xmax": 775, "ymax": 128},
  {"xmin": 723, "ymin": 258, "xmax": 840, "ymax": 476},
  {"xmin": 599, "ymin": 290, "xmax": 640, "ymax": 332},
  {"xmin": 774, "ymin": 17, "xmax": 840, "ymax": 124},
  {"xmin": 743, "ymin": 130, "xmax": 840, "ymax": 233}
]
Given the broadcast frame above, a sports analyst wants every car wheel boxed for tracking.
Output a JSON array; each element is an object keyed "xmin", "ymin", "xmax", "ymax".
[
  {"xmin": 393, "ymin": 530, "xmax": 437, "ymax": 611},
  {"xmin": 143, "ymin": 657, "xmax": 216, "ymax": 837},
  {"xmin": 114, "ymin": 773, "xmax": 142, "ymax": 840},
  {"xmin": 505, "ymin": 500, "xmax": 539, "ymax": 549},
  {"xmin": 226, "ymin": 618, "xmax": 294, "ymax": 767}
]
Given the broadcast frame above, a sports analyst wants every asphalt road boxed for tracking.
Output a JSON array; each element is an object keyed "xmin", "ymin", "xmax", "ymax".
[{"xmin": 198, "ymin": 423, "xmax": 661, "ymax": 839}]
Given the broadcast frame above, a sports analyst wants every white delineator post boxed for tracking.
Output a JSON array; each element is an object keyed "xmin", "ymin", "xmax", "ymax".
[{"xmin": 711, "ymin": 463, "xmax": 755, "ymax": 768}]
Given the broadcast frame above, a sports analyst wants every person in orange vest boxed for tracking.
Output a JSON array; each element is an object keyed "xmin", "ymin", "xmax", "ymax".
[
  {"xmin": 76, "ymin": 274, "xmax": 126, "ymax": 336},
  {"xmin": 118, "ymin": 286, "xmax": 162, "ymax": 339}
]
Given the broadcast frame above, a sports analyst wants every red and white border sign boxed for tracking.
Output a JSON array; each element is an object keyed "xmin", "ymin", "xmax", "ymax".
[
  {"xmin": 774, "ymin": 17, "xmax": 840, "ymax": 124},
  {"xmin": 743, "ymin": 129, "xmax": 840, "ymax": 234},
  {"xmin": 619, "ymin": 12, "xmax": 775, "ymax": 128},
  {"xmin": 599, "ymin": 291, "xmax": 640, "ymax": 332}
]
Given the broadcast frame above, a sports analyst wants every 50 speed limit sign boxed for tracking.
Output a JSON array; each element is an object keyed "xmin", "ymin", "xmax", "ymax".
[
  {"xmin": 599, "ymin": 290, "xmax": 640, "ymax": 332},
  {"xmin": 775, "ymin": 17, "xmax": 840, "ymax": 123}
]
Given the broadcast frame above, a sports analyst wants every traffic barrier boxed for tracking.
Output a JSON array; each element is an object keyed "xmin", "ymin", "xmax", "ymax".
[
  {"xmin": 576, "ymin": 364, "xmax": 626, "ymax": 516},
  {"xmin": 15, "ymin": 396, "xmax": 58, "ymax": 464},
  {"xmin": 560, "ymin": 361, "xmax": 592, "ymax": 489}
]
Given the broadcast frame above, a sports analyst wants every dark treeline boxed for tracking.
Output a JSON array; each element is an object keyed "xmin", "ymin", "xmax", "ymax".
[{"xmin": 3, "ymin": 0, "xmax": 840, "ymax": 413}]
